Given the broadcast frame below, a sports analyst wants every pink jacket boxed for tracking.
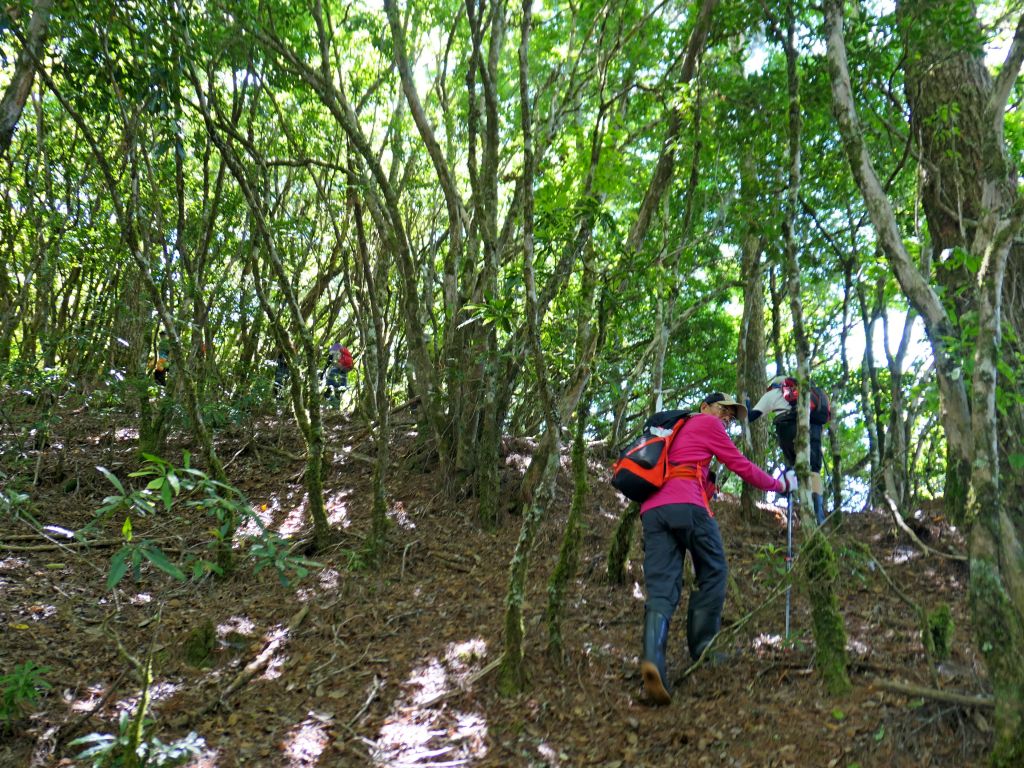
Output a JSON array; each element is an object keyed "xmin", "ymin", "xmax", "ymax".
[{"xmin": 640, "ymin": 413, "xmax": 784, "ymax": 515}]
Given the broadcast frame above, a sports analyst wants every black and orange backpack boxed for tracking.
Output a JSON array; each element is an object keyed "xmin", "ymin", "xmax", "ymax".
[{"xmin": 610, "ymin": 410, "xmax": 693, "ymax": 502}]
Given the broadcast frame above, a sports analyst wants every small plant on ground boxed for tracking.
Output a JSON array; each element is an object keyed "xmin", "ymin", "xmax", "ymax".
[
  {"xmin": 70, "ymin": 654, "xmax": 204, "ymax": 767},
  {"xmin": 70, "ymin": 713, "xmax": 205, "ymax": 768},
  {"xmin": 1, "ymin": 661, "xmax": 51, "ymax": 732},
  {"xmin": 0, "ymin": 487, "xmax": 34, "ymax": 523},
  {"xmin": 752, "ymin": 542, "xmax": 789, "ymax": 580},
  {"xmin": 86, "ymin": 452, "xmax": 321, "ymax": 588}
]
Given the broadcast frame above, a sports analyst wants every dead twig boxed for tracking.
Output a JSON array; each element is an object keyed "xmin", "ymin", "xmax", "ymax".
[
  {"xmin": 874, "ymin": 678, "xmax": 993, "ymax": 709},
  {"xmin": 419, "ymin": 653, "xmax": 505, "ymax": 709},
  {"xmin": 347, "ymin": 674, "xmax": 383, "ymax": 728},
  {"xmin": 173, "ymin": 604, "xmax": 310, "ymax": 727},
  {"xmin": 885, "ymin": 495, "xmax": 967, "ymax": 562}
]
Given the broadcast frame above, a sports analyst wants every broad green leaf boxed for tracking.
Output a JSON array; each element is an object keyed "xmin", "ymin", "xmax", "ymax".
[
  {"xmin": 107, "ymin": 548, "xmax": 131, "ymax": 590},
  {"xmin": 97, "ymin": 466, "xmax": 125, "ymax": 494},
  {"xmin": 142, "ymin": 545, "xmax": 186, "ymax": 580}
]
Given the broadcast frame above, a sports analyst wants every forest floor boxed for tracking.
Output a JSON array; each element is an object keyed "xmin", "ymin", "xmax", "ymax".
[{"xmin": 0, "ymin": 402, "xmax": 993, "ymax": 767}]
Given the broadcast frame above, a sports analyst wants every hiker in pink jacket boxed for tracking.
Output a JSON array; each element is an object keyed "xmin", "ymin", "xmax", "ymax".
[{"xmin": 639, "ymin": 392, "xmax": 797, "ymax": 705}]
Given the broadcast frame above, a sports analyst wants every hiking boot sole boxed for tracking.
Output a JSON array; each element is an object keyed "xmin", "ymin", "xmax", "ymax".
[{"xmin": 640, "ymin": 660, "xmax": 671, "ymax": 705}]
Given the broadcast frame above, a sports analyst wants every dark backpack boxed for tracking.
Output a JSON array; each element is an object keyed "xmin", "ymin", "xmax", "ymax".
[
  {"xmin": 773, "ymin": 377, "xmax": 831, "ymax": 425},
  {"xmin": 610, "ymin": 410, "xmax": 692, "ymax": 502},
  {"xmin": 809, "ymin": 385, "xmax": 832, "ymax": 425}
]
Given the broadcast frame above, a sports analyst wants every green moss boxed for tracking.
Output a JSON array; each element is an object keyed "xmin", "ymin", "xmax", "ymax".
[
  {"xmin": 607, "ymin": 504, "xmax": 639, "ymax": 585},
  {"xmin": 802, "ymin": 532, "xmax": 851, "ymax": 696},
  {"xmin": 182, "ymin": 619, "xmax": 217, "ymax": 668},
  {"xmin": 968, "ymin": 559, "xmax": 1024, "ymax": 766},
  {"xmin": 922, "ymin": 603, "xmax": 954, "ymax": 661}
]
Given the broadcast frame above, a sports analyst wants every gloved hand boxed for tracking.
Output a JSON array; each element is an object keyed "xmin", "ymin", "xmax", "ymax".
[{"xmin": 780, "ymin": 469, "xmax": 798, "ymax": 494}]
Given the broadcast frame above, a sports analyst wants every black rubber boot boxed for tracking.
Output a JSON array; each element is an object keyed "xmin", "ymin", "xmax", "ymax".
[
  {"xmin": 640, "ymin": 610, "xmax": 671, "ymax": 704},
  {"xmin": 687, "ymin": 603, "xmax": 726, "ymax": 664},
  {"xmin": 813, "ymin": 493, "xmax": 825, "ymax": 525}
]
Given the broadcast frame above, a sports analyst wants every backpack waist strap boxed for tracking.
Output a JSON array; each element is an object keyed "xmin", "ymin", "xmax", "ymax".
[{"xmin": 665, "ymin": 461, "xmax": 711, "ymax": 510}]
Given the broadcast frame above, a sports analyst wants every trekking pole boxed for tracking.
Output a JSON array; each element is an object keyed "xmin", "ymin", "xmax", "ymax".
[{"xmin": 785, "ymin": 490, "xmax": 793, "ymax": 641}]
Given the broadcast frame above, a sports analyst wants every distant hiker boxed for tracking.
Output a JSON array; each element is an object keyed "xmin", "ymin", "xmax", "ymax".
[
  {"xmin": 152, "ymin": 331, "xmax": 170, "ymax": 387},
  {"xmin": 748, "ymin": 375, "xmax": 833, "ymax": 525},
  {"xmin": 321, "ymin": 343, "xmax": 353, "ymax": 408},
  {"xmin": 273, "ymin": 351, "xmax": 290, "ymax": 401},
  {"xmin": 639, "ymin": 392, "xmax": 796, "ymax": 705}
]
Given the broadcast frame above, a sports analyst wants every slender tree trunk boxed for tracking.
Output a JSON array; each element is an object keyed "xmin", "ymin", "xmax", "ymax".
[
  {"xmin": 826, "ymin": 3, "xmax": 1024, "ymax": 756},
  {"xmin": 778, "ymin": 6, "xmax": 850, "ymax": 694},
  {"xmin": 0, "ymin": 0, "xmax": 52, "ymax": 157},
  {"xmin": 737, "ymin": 152, "xmax": 769, "ymax": 520}
]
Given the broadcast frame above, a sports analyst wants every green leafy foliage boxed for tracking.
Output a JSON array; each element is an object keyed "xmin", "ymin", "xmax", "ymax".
[
  {"xmin": 752, "ymin": 542, "xmax": 789, "ymax": 580},
  {"xmin": 70, "ymin": 712, "xmax": 205, "ymax": 767},
  {"xmin": 0, "ymin": 488, "xmax": 33, "ymax": 522},
  {"xmin": 248, "ymin": 531, "xmax": 324, "ymax": 587},
  {"xmin": 0, "ymin": 661, "xmax": 51, "ymax": 732},
  {"xmin": 89, "ymin": 453, "xmax": 320, "ymax": 589}
]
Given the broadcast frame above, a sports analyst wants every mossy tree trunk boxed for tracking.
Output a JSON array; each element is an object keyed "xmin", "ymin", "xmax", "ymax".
[
  {"xmin": 607, "ymin": 503, "xmax": 639, "ymax": 586},
  {"xmin": 777, "ymin": 6, "xmax": 850, "ymax": 694},
  {"xmin": 352, "ymin": 193, "xmax": 392, "ymax": 561},
  {"xmin": 546, "ymin": 394, "xmax": 590, "ymax": 661},
  {"xmin": 826, "ymin": 1, "xmax": 1024, "ymax": 755},
  {"xmin": 497, "ymin": 9, "xmax": 562, "ymax": 692},
  {"xmin": 736, "ymin": 150, "xmax": 769, "ymax": 522}
]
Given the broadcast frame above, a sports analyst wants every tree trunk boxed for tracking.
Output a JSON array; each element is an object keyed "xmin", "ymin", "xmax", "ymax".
[
  {"xmin": 0, "ymin": 0, "xmax": 53, "ymax": 157},
  {"xmin": 778, "ymin": 8, "xmax": 850, "ymax": 694},
  {"xmin": 546, "ymin": 393, "xmax": 590, "ymax": 661},
  {"xmin": 737, "ymin": 151, "xmax": 769, "ymax": 521},
  {"xmin": 826, "ymin": 2, "xmax": 1024, "ymax": 756}
]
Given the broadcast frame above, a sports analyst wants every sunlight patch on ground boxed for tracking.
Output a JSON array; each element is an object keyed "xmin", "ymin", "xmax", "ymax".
[
  {"xmin": 632, "ymin": 581, "xmax": 644, "ymax": 600},
  {"xmin": 752, "ymin": 633, "xmax": 784, "ymax": 650},
  {"xmin": 68, "ymin": 683, "xmax": 109, "ymax": 713},
  {"xmin": 257, "ymin": 627, "xmax": 293, "ymax": 681},
  {"xmin": 298, "ymin": 568, "xmax": 341, "ymax": 603},
  {"xmin": 888, "ymin": 545, "xmax": 920, "ymax": 565},
  {"xmin": 847, "ymin": 638, "xmax": 871, "ymax": 656},
  {"xmin": 128, "ymin": 592, "xmax": 153, "ymax": 605},
  {"xmin": 0, "ymin": 556, "xmax": 28, "ymax": 571},
  {"xmin": 387, "ymin": 500, "xmax": 415, "ymax": 530},
  {"xmin": 538, "ymin": 741, "xmax": 568, "ymax": 765},
  {"xmin": 325, "ymin": 491, "xmax": 350, "ymax": 527},
  {"xmin": 317, "ymin": 568, "xmax": 340, "ymax": 590},
  {"xmin": 370, "ymin": 638, "xmax": 490, "ymax": 765},
  {"xmin": 276, "ymin": 496, "xmax": 309, "ymax": 538},
  {"xmin": 113, "ymin": 681, "xmax": 182, "ymax": 717},
  {"xmin": 217, "ymin": 615, "xmax": 257, "ymax": 639},
  {"xmin": 600, "ymin": 504, "xmax": 623, "ymax": 520},
  {"xmin": 114, "ymin": 427, "xmax": 139, "ymax": 441},
  {"xmin": 238, "ymin": 496, "xmax": 281, "ymax": 537},
  {"xmin": 282, "ymin": 711, "xmax": 333, "ymax": 766}
]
